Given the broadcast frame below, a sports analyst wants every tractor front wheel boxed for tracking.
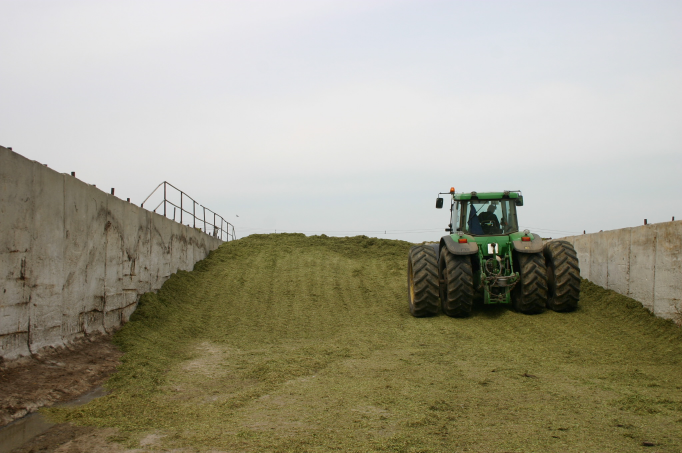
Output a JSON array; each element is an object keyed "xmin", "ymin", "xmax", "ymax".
[
  {"xmin": 512, "ymin": 253, "xmax": 548, "ymax": 314},
  {"xmin": 407, "ymin": 245, "xmax": 440, "ymax": 317},
  {"xmin": 544, "ymin": 240, "xmax": 580, "ymax": 311},
  {"xmin": 439, "ymin": 248, "xmax": 474, "ymax": 317}
]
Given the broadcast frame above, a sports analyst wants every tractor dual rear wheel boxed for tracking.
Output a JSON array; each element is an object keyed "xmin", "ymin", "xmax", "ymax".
[
  {"xmin": 407, "ymin": 245, "xmax": 439, "ymax": 317},
  {"xmin": 439, "ymin": 248, "xmax": 474, "ymax": 317},
  {"xmin": 544, "ymin": 240, "xmax": 580, "ymax": 311},
  {"xmin": 512, "ymin": 252, "xmax": 548, "ymax": 314}
]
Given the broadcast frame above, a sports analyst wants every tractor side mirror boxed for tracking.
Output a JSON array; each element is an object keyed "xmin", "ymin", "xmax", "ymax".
[
  {"xmin": 436, "ymin": 198, "xmax": 444, "ymax": 209},
  {"xmin": 515, "ymin": 196, "xmax": 523, "ymax": 206}
]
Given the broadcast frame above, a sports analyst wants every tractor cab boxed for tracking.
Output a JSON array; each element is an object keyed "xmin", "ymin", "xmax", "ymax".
[
  {"xmin": 437, "ymin": 190, "xmax": 523, "ymax": 236},
  {"xmin": 455, "ymin": 198, "xmax": 520, "ymax": 235}
]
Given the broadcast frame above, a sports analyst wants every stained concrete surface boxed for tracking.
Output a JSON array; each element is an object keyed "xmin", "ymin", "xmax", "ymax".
[
  {"xmin": 0, "ymin": 146, "xmax": 223, "ymax": 360},
  {"xmin": 563, "ymin": 221, "xmax": 682, "ymax": 320}
]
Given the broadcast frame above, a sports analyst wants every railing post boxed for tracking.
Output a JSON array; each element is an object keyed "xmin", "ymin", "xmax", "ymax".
[
  {"xmin": 163, "ymin": 182, "xmax": 166, "ymax": 217},
  {"xmin": 180, "ymin": 192, "xmax": 183, "ymax": 224},
  {"xmin": 193, "ymin": 201, "xmax": 196, "ymax": 228},
  {"xmin": 203, "ymin": 206, "xmax": 206, "ymax": 233}
]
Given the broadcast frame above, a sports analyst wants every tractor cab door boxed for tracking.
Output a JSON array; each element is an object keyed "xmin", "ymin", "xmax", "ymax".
[{"xmin": 451, "ymin": 201, "xmax": 461, "ymax": 232}]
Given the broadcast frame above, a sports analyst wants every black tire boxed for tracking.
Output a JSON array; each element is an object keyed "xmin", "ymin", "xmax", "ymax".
[
  {"xmin": 544, "ymin": 240, "xmax": 580, "ymax": 311},
  {"xmin": 438, "ymin": 248, "xmax": 474, "ymax": 317},
  {"xmin": 407, "ymin": 245, "xmax": 440, "ymax": 317},
  {"xmin": 512, "ymin": 253, "xmax": 548, "ymax": 314}
]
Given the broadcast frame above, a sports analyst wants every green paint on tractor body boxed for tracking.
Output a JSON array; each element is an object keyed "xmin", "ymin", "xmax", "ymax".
[{"xmin": 451, "ymin": 232, "xmax": 518, "ymax": 305}]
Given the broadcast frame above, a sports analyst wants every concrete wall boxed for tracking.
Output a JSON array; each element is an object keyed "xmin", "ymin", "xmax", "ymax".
[
  {"xmin": 0, "ymin": 147, "xmax": 223, "ymax": 360},
  {"xmin": 561, "ymin": 221, "xmax": 682, "ymax": 320}
]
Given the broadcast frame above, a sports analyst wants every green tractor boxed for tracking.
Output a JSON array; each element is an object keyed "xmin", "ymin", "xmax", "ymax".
[{"xmin": 407, "ymin": 189, "xmax": 580, "ymax": 317}]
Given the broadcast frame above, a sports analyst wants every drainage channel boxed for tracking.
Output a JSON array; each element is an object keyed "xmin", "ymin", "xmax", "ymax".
[{"xmin": 0, "ymin": 386, "xmax": 108, "ymax": 453}]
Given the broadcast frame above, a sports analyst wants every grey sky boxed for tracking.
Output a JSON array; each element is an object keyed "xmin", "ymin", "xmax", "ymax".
[{"xmin": 1, "ymin": 0, "xmax": 680, "ymax": 241}]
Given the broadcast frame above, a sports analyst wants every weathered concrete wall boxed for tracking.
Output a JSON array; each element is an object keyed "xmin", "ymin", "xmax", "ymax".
[
  {"xmin": 0, "ymin": 147, "xmax": 222, "ymax": 359},
  {"xmin": 561, "ymin": 221, "xmax": 682, "ymax": 320}
]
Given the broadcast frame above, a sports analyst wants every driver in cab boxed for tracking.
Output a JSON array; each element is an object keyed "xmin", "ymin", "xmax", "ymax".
[{"xmin": 478, "ymin": 202, "xmax": 501, "ymax": 234}]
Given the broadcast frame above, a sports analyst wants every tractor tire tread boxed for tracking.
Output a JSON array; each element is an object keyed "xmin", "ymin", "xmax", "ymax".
[
  {"xmin": 407, "ymin": 245, "xmax": 440, "ymax": 317},
  {"xmin": 513, "ymin": 252, "xmax": 548, "ymax": 314},
  {"xmin": 544, "ymin": 240, "xmax": 581, "ymax": 312},
  {"xmin": 440, "ymin": 249, "xmax": 474, "ymax": 317}
]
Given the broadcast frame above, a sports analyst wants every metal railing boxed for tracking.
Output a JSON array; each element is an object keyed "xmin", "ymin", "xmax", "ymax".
[{"xmin": 140, "ymin": 181, "xmax": 236, "ymax": 241}]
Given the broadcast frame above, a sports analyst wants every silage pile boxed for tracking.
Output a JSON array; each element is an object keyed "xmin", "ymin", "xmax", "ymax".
[{"xmin": 47, "ymin": 233, "xmax": 682, "ymax": 452}]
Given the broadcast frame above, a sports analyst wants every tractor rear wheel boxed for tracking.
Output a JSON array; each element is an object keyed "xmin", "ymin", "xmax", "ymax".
[
  {"xmin": 439, "ymin": 248, "xmax": 474, "ymax": 317},
  {"xmin": 544, "ymin": 240, "xmax": 580, "ymax": 311},
  {"xmin": 407, "ymin": 245, "xmax": 439, "ymax": 317},
  {"xmin": 512, "ymin": 253, "xmax": 548, "ymax": 314}
]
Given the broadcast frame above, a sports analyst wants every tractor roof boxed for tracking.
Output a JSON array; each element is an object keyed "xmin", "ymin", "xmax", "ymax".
[{"xmin": 453, "ymin": 191, "xmax": 520, "ymax": 201}]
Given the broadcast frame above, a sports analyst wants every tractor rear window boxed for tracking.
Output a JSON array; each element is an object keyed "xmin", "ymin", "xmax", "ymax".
[{"xmin": 459, "ymin": 200, "xmax": 519, "ymax": 235}]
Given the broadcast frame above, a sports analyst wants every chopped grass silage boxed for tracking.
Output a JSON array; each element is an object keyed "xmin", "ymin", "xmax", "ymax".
[{"xmin": 46, "ymin": 233, "xmax": 682, "ymax": 452}]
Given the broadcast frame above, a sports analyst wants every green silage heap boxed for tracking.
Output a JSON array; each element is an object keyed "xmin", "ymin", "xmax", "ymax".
[{"xmin": 46, "ymin": 234, "xmax": 682, "ymax": 452}]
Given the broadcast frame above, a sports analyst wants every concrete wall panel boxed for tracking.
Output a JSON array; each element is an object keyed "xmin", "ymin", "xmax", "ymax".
[
  {"xmin": 192, "ymin": 229, "xmax": 208, "ymax": 265},
  {"xmin": 28, "ymin": 162, "xmax": 65, "ymax": 352},
  {"xmin": 134, "ymin": 209, "xmax": 152, "ymax": 294},
  {"xmin": 170, "ymin": 221, "xmax": 188, "ymax": 273},
  {"xmin": 590, "ymin": 232, "xmax": 608, "ymax": 288},
  {"xmin": 654, "ymin": 221, "xmax": 682, "ymax": 319},
  {"xmin": 194, "ymin": 232, "xmax": 208, "ymax": 265},
  {"xmin": 149, "ymin": 211, "xmax": 172, "ymax": 291},
  {"xmin": 0, "ymin": 331, "xmax": 30, "ymax": 360},
  {"xmin": 0, "ymin": 303, "xmax": 28, "ymax": 336},
  {"xmin": 628, "ymin": 224, "xmax": 657, "ymax": 312},
  {"xmin": 0, "ymin": 304, "xmax": 29, "ymax": 359},
  {"xmin": 0, "ymin": 151, "xmax": 34, "ymax": 253},
  {"xmin": 0, "ymin": 147, "xmax": 223, "ymax": 360},
  {"xmin": 572, "ymin": 235, "xmax": 591, "ymax": 280},
  {"xmin": 564, "ymin": 220, "xmax": 681, "ymax": 321},
  {"xmin": 62, "ymin": 175, "xmax": 108, "ymax": 339},
  {"xmin": 183, "ymin": 228, "xmax": 194, "ymax": 272},
  {"xmin": 120, "ymin": 200, "xmax": 142, "ymax": 294},
  {"xmin": 119, "ymin": 200, "xmax": 151, "ymax": 325},
  {"xmin": 104, "ymin": 196, "xmax": 126, "ymax": 331},
  {"xmin": 606, "ymin": 229, "xmax": 631, "ymax": 297},
  {"xmin": 0, "ymin": 150, "xmax": 33, "ymax": 352}
]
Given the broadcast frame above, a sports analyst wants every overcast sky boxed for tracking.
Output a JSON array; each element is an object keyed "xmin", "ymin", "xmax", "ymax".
[{"xmin": 1, "ymin": 0, "xmax": 680, "ymax": 241}]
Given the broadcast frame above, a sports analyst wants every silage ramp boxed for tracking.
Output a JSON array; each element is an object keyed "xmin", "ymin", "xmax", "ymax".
[{"xmin": 45, "ymin": 233, "xmax": 682, "ymax": 453}]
